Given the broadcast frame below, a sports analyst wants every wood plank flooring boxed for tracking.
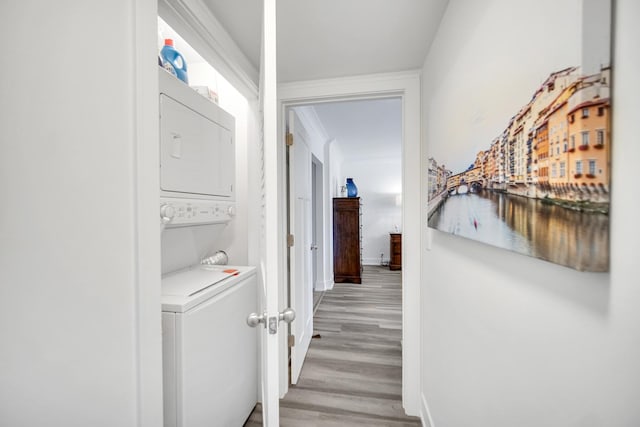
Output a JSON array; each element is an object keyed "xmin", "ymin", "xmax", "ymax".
[{"xmin": 244, "ymin": 266, "xmax": 421, "ymax": 426}]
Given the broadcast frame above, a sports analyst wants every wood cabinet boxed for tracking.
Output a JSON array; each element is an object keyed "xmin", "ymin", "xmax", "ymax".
[
  {"xmin": 333, "ymin": 197, "xmax": 362, "ymax": 284},
  {"xmin": 389, "ymin": 233, "xmax": 402, "ymax": 271}
]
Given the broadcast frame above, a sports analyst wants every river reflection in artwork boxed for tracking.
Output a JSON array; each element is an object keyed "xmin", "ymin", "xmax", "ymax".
[{"xmin": 428, "ymin": 191, "xmax": 609, "ymax": 271}]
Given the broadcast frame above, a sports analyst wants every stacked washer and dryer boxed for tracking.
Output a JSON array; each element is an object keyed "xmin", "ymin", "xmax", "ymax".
[{"xmin": 158, "ymin": 69, "xmax": 258, "ymax": 427}]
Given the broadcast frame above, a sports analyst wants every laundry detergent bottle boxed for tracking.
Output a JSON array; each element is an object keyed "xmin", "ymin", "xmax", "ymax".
[{"xmin": 160, "ymin": 39, "xmax": 188, "ymax": 84}]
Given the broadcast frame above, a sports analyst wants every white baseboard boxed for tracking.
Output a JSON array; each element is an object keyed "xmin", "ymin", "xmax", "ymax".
[
  {"xmin": 314, "ymin": 279, "xmax": 333, "ymax": 292},
  {"xmin": 362, "ymin": 258, "xmax": 390, "ymax": 266},
  {"xmin": 420, "ymin": 393, "xmax": 435, "ymax": 427}
]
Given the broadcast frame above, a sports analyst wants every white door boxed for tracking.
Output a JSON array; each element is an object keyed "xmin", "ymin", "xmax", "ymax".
[
  {"xmin": 254, "ymin": 0, "xmax": 282, "ymax": 425},
  {"xmin": 288, "ymin": 110, "xmax": 314, "ymax": 384}
]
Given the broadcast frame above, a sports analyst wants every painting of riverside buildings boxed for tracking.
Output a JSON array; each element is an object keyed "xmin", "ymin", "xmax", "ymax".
[{"xmin": 427, "ymin": 1, "xmax": 611, "ymax": 272}]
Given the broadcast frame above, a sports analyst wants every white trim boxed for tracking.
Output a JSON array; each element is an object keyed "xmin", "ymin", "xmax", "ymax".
[
  {"xmin": 278, "ymin": 106, "xmax": 290, "ymax": 398},
  {"xmin": 134, "ymin": 1, "xmax": 163, "ymax": 425},
  {"xmin": 158, "ymin": 0, "xmax": 258, "ymax": 99},
  {"xmin": 293, "ymin": 106, "xmax": 331, "ymax": 143},
  {"xmin": 311, "ymin": 155, "xmax": 327, "ymax": 295},
  {"xmin": 279, "ymin": 70, "xmax": 423, "ymax": 102},
  {"xmin": 420, "ymin": 393, "xmax": 435, "ymax": 427},
  {"xmin": 278, "ymin": 71, "xmax": 422, "ymax": 416},
  {"xmin": 262, "ymin": 0, "xmax": 281, "ymax": 424},
  {"xmin": 314, "ymin": 279, "xmax": 334, "ymax": 292},
  {"xmin": 363, "ymin": 258, "xmax": 390, "ymax": 266}
]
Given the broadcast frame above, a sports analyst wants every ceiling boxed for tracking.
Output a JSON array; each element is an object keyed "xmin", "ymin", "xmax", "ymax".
[
  {"xmin": 199, "ymin": 0, "xmax": 449, "ymax": 159},
  {"xmin": 276, "ymin": 0, "xmax": 449, "ymax": 83},
  {"xmin": 309, "ymin": 98, "xmax": 402, "ymax": 160},
  {"xmin": 202, "ymin": 0, "xmax": 449, "ymax": 83}
]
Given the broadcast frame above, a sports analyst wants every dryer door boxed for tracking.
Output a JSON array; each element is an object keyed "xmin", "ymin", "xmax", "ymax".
[{"xmin": 160, "ymin": 94, "xmax": 234, "ymax": 198}]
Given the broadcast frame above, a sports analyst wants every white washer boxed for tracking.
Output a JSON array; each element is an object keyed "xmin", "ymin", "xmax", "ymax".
[{"xmin": 162, "ymin": 265, "xmax": 258, "ymax": 427}]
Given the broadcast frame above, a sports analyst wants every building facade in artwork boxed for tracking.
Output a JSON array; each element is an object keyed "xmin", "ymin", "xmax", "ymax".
[{"xmin": 427, "ymin": 66, "xmax": 611, "ymax": 206}]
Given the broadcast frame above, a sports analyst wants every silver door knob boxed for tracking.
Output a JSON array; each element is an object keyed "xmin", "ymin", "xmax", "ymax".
[
  {"xmin": 279, "ymin": 308, "xmax": 296, "ymax": 323},
  {"xmin": 246, "ymin": 312, "xmax": 266, "ymax": 328},
  {"xmin": 247, "ymin": 308, "xmax": 296, "ymax": 333}
]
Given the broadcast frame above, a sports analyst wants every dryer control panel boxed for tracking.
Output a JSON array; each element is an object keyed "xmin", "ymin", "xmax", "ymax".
[{"xmin": 160, "ymin": 198, "xmax": 235, "ymax": 227}]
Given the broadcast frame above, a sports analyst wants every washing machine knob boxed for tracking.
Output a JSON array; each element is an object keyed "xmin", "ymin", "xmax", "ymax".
[
  {"xmin": 160, "ymin": 203, "xmax": 175, "ymax": 224},
  {"xmin": 227, "ymin": 205, "xmax": 236, "ymax": 217}
]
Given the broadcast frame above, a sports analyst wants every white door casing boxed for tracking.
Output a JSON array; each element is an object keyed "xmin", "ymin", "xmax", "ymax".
[
  {"xmin": 311, "ymin": 158, "xmax": 322, "ymax": 291},
  {"xmin": 288, "ymin": 110, "xmax": 314, "ymax": 384},
  {"xmin": 278, "ymin": 72, "xmax": 422, "ymax": 416}
]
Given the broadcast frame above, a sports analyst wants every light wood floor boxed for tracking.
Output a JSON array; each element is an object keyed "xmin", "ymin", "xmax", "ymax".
[{"xmin": 244, "ymin": 266, "xmax": 420, "ymax": 426}]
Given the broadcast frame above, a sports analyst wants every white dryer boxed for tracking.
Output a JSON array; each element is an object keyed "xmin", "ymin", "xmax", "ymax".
[{"xmin": 161, "ymin": 265, "xmax": 258, "ymax": 427}]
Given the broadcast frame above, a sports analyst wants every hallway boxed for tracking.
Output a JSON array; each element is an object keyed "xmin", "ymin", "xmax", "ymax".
[{"xmin": 245, "ymin": 266, "xmax": 419, "ymax": 426}]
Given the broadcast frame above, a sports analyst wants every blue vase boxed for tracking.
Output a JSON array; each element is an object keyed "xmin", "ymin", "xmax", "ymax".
[{"xmin": 346, "ymin": 178, "xmax": 358, "ymax": 197}]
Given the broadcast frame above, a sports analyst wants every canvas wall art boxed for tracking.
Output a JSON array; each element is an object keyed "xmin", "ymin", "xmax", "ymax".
[{"xmin": 427, "ymin": 0, "xmax": 611, "ymax": 272}]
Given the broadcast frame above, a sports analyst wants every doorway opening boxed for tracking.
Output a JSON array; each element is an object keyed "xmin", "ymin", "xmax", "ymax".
[
  {"xmin": 284, "ymin": 96, "xmax": 404, "ymax": 389},
  {"xmin": 242, "ymin": 94, "xmax": 411, "ymax": 424},
  {"xmin": 276, "ymin": 72, "xmax": 422, "ymax": 417}
]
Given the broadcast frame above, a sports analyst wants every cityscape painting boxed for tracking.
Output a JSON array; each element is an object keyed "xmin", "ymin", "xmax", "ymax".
[{"xmin": 427, "ymin": 1, "xmax": 611, "ymax": 272}]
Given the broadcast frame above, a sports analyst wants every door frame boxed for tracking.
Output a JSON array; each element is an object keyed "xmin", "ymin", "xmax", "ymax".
[
  {"xmin": 277, "ymin": 71, "xmax": 422, "ymax": 415},
  {"xmin": 310, "ymin": 154, "xmax": 324, "ymax": 292}
]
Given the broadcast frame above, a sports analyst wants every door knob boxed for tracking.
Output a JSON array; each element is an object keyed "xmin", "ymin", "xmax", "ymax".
[
  {"xmin": 247, "ymin": 308, "xmax": 296, "ymax": 333},
  {"xmin": 246, "ymin": 312, "xmax": 267, "ymax": 328},
  {"xmin": 279, "ymin": 308, "xmax": 296, "ymax": 323}
]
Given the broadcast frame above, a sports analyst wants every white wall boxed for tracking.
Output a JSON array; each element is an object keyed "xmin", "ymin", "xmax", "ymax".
[
  {"xmin": 328, "ymin": 139, "xmax": 344, "ymax": 198},
  {"xmin": 420, "ymin": 1, "xmax": 640, "ymax": 426},
  {"xmin": 0, "ymin": 1, "xmax": 162, "ymax": 426},
  {"xmin": 339, "ymin": 157, "xmax": 402, "ymax": 265}
]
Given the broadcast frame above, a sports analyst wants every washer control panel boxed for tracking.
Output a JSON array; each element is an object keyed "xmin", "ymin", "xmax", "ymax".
[{"xmin": 160, "ymin": 198, "xmax": 235, "ymax": 227}]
